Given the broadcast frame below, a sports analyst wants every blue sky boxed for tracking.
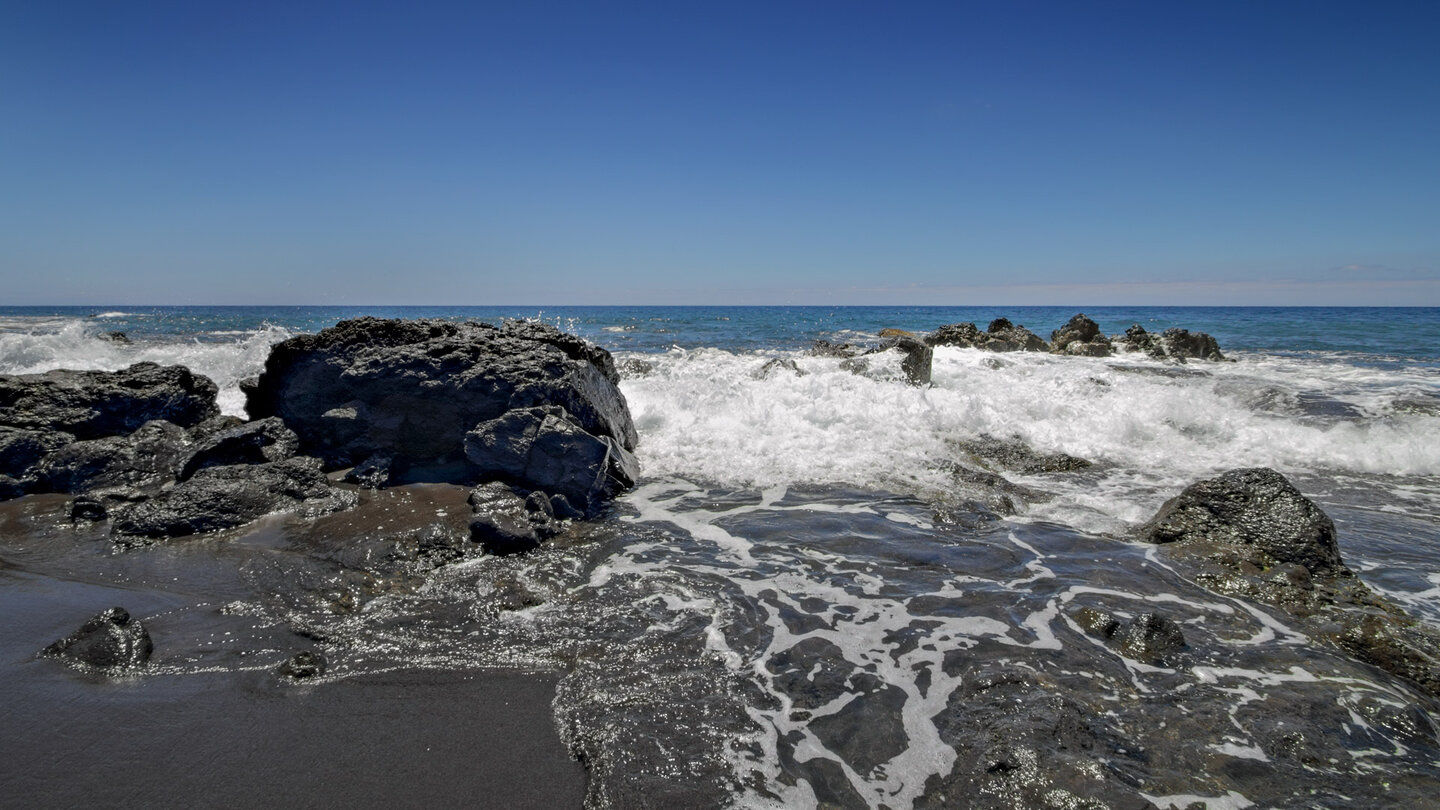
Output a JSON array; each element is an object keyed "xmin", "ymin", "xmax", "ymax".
[{"xmin": 2, "ymin": 1, "xmax": 1437, "ymax": 305}]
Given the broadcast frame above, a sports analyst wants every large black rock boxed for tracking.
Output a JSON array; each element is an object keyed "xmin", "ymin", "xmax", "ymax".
[
  {"xmin": 243, "ymin": 318, "xmax": 637, "ymax": 486},
  {"xmin": 1138, "ymin": 467, "xmax": 1344, "ymax": 577},
  {"xmin": 32, "ymin": 420, "xmax": 189, "ymax": 495},
  {"xmin": 41, "ymin": 607, "xmax": 153, "ymax": 671},
  {"xmin": 0, "ymin": 362, "xmax": 220, "ymax": 440}
]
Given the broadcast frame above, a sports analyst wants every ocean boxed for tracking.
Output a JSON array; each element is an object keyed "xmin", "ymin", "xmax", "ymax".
[{"xmin": 2, "ymin": 305, "xmax": 1439, "ymax": 808}]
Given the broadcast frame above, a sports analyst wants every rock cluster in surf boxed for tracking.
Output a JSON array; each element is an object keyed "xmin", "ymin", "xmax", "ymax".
[
  {"xmin": 923, "ymin": 312, "xmax": 1227, "ymax": 361},
  {"xmin": 1, "ymin": 319, "xmax": 640, "ymax": 559}
]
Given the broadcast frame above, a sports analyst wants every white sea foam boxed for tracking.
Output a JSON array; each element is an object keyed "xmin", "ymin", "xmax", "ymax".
[
  {"xmin": 621, "ymin": 346, "xmax": 1440, "ymax": 533},
  {"xmin": 0, "ymin": 319, "xmax": 292, "ymax": 416}
]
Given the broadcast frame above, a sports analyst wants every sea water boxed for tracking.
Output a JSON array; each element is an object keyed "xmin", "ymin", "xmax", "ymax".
[{"xmin": 2, "ymin": 305, "xmax": 1439, "ymax": 808}]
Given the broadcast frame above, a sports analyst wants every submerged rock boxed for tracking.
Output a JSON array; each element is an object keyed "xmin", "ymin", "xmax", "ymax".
[
  {"xmin": 0, "ymin": 362, "xmax": 219, "ymax": 440},
  {"xmin": 956, "ymin": 436, "xmax": 1092, "ymax": 474},
  {"xmin": 111, "ymin": 456, "xmax": 357, "ymax": 541},
  {"xmin": 41, "ymin": 607, "xmax": 153, "ymax": 671},
  {"xmin": 243, "ymin": 318, "xmax": 638, "ymax": 506},
  {"xmin": 277, "ymin": 650, "xmax": 327, "ymax": 679},
  {"xmin": 1140, "ymin": 467, "xmax": 1440, "ymax": 697},
  {"xmin": 754, "ymin": 358, "xmax": 806, "ymax": 380}
]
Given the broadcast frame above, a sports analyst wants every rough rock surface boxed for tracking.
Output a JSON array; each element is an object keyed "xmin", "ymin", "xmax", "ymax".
[
  {"xmin": 0, "ymin": 362, "xmax": 219, "ymax": 440},
  {"xmin": 179, "ymin": 416, "xmax": 299, "ymax": 481},
  {"xmin": 1114, "ymin": 324, "xmax": 1226, "ymax": 362},
  {"xmin": 41, "ymin": 607, "xmax": 153, "ymax": 671},
  {"xmin": 0, "ymin": 426, "xmax": 73, "ymax": 478},
  {"xmin": 243, "ymin": 318, "xmax": 638, "ymax": 499},
  {"xmin": 1073, "ymin": 607, "xmax": 1187, "ymax": 666},
  {"xmin": 32, "ymin": 420, "xmax": 189, "ymax": 495},
  {"xmin": 956, "ymin": 436, "xmax": 1092, "ymax": 474},
  {"xmin": 1139, "ymin": 467, "xmax": 1440, "ymax": 697},
  {"xmin": 464, "ymin": 406, "xmax": 638, "ymax": 515},
  {"xmin": 111, "ymin": 457, "xmax": 357, "ymax": 542},
  {"xmin": 925, "ymin": 320, "xmax": 1048, "ymax": 353},
  {"xmin": 468, "ymin": 481, "xmax": 560, "ymax": 555},
  {"xmin": 1049, "ymin": 313, "xmax": 1113, "ymax": 357},
  {"xmin": 1139, "ymin": 468, "xmax": 1344, "ymax": 576}
]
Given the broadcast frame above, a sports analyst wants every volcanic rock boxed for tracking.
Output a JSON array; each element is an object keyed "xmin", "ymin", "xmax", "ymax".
[
  {"xmin": 32, "ymin": 420, "xmax": 189, "ymax": 495},
  {"xmin": 1050, "ymin": 313, "xmax": 1112, "ymax": 357},
  {"xmin": 0, "ymin": 362, "xmax": 219, "ymax": 440},
  {"xmin": 178, "ymin": 416, "xmax": 299, "ymax": 481},
  {"xmin": 111, "ymin": 456, "xmax": 357, "ymax": 542},
  {"xmin": 468, "ymin": 481, "xmax": 551, "ymax": 555},
  {"xmin": 242, "ymin": 319, "xmax": 638, "ymax": 501},
  {"xmin": 41, "ymin": 607, "xmax": 153, "ymax": 671}
]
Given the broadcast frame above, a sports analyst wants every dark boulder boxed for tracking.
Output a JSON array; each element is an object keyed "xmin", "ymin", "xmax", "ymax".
[
  {"xmin": 32, "ymin": 420, "xmax": 189, "ymax": 495},
  {"xmin": 1161, "ymin": 328, "xmax": 1226, "ymax": 361},
  {"xmin": 242, "ymin": 318, "xmax": 638, "ymax": 496},
  {"xmin": 926, "ymin": 322, "xmax": 981, "ymax": 348},
  {"xmin": 0, "ymin": 426, "xmax": 73, "ymax": 478},
  {"xmin": 41, "ymin": 607, "xmax": 153, "ymax": 671},
  {"xmin": 464, "ymin": 406, "xmax": 637, "ymax": 515},
  {"xmin": 277, "ymin": 650, "xmax": 327, "ymax": 679},
  {"xmin": 1138, "ymin": 468, "xmax": 1344, "ymax": 577},
  {"xmin": 1050, "ymin": 313, "xmax": 1112, "ymax": 357},
  {"xmin": 810, "ymin": 339, "xmax": 864, "ymax": 358},
  {"xmin": 0, "ymin": 362, "xmax": 219, "ymax": 440},
  {"xmin": 343, "ymin": 452, "xmax": 393, "ymax": 489},
  {"xmin": 956, "ymin": 436, "xmax": 1092, "ymax": 474},
  {"xmin": 894, "ymin": 337, "xmax": 933, "ymax": 386},
  {"xmin": 976, "ymin": 319, "xmax": 1049, "ymax": 353},
  {"xmin": 111, "ymin": 456, "xmax": 357, "ymax": 542},
  {"xmin": 178, "ymin": 416, "xmax": 299, "ymax": 481},
  {"xmin": 754, "ymin": 359, "xmax": 806, "ymax": 380},
  {"xmin": 1072, "ymin": 607, "xmax": 1187, "ymax": 666},
  {"xmin": 0, "ymin": 475, "xmax": 24, "ymax": 500},
  {"xmin": 468, "ymin": 482, "xmax": 555, "ymax": 555}
]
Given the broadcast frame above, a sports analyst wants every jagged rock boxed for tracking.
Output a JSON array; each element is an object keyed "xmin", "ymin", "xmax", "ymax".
[
  {"xmin": 277, "ymin": 650, "xmax": 327, "ymax": 679},
  {"xmin": 926, "ymin": 322, "xmax": 981, "ymax": 348},
  {"xmin": 40, "ymin": 607, "xmax": 153, "ymax": 670},
  {"xmin": 1162, "ymin": 328, "xmax": 1225, "ymax": 361},
  {"xmin": 0, "ymin": 426, "xmax": 73, "ymax": 478},
  {"xmin": 243, "ymin": 319, "xmax": 637, "ymax": 499},
  {"xmin": 464, "ymin": 406, "xmax": 637, "ymax": 516},
  {"xmin": 32, "ymin": 420, "xmax": 189, "ymax": 495},
  {"xmin": 617, "ymin": 358, "xmax": 655, "ymax": 378},
  {"xmin": 754, "ymin": 358, "xmax": 806, "ymax": 380},
  {"xmin": 892, "ymin": 337, "xmax": 933, "ymax": 386},
  {"xmin": 1050, "ymin": 313, "xmax": 1112, "ymax": 357},
  {"xmin": 957, "ymin": 436, "xmax": 1092, "ymax": 474},
  {"xmin": 178, "ymin": 416, "xmax": 299, "ymax": 481},
  {"xmin": 468, "ymin": 482, "xmax": 549, "ymax": 555},
  {"xmin": 343, "ymin": 452, "xmax": 393, "ymax": 489},
  {"xmin": 111, "ymin": 456, "xmax": 356, "ymax": 541},
  {"xmin": 978, "ymin": 320, "xmax": 1049, "ymax": 353},
  {"xmin": 0, "ymin": 362, "xmax": 219, "ymax": 440},
  {"xmin": 878, "ymin": 328, "xmax": 918, "ymax": 339},
  {"xmin": 1138, "ymin": 468, "xmax": 1344, "ymax": 577}
]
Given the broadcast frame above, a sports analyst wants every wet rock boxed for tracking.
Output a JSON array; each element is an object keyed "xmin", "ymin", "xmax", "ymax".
[
  {"xmin": 1162, "ymin": 328, "xmax": 1226, "ymax": 361},
  {"xmin": 243, "ymin": 319, "xmax": 637, "ymax": 495},
  {"xmin": 957, "ymin": 436, "xmax": 1092, "ymax": 474},
  {"xmin": 40, "ymin": 607, "xmax": 153, "ymax": 671},
  {"xmin": 343, "ymin": 452, "xmax": 393, "ymax": 489},
  {"xmin": 893, "ymin": 336, "xmax": 933, "ymax": 386},
  {"xmin": 977, "ymin": 319, "xmax": 1049, "ymax": 353},
  {"xmin": 32, "ymin": 420, "xmax": 189, "ymax": 495},
  {"xmin": 1141, "ymin": 468, "xmax": 1440, "ymax": 697},
  {"xmin": 1114, "ymin": 324, "xmax": 1167, "ymax": 358},
  {"xmin": 809, "ymin": 339, "xmax": 864, "ymax": 358},
  {"xmin": 102, "ymin": 331, "xmax": 131, "ymax": 344},
  {"xmin": 616, "ymin": 358, "xmax": 655, "ymax": 378},
  {"xmin": 464, "ymin": 405, "xmax": 637, "ymax": 517},
  {"xmin": 754, "ymin": 358, "xmax": 806, "ymax": 380},
  {"xmin": 468, "ymin": 482, "xmax": 549, "ymax": 555},
  {"xmin": 0, "ymin": 426, "xmax": 73, "ymax": 478},
  {"xmin": 1050, "ymin": 313, "xmax": 1113, "ymax": 357},
  {"xmin": 1138, "ymin": 468, "xmax": 1344, "ymax": 577},
  {"xmin": 178, "ymin": 416, "xmax": 298, "ymax": 481},
  {"xmin": 0, "ymin": 362, "xmax": 219, "ymax": 440},
  {"xmin": 1113, "ymin": 613, "xmax": 1186, "ymax": 666},
  {"xmin": 69, "ymin": 495, "xmax": 108, "ymax": 522},
  {"xmin": 926, "ymin": 322, "xmax": 981, "ymax": 348},
  {"xmin": 277, "ymin": 650, "xmax": 327, "ymax": 679},
  {"xmin": 111, "ymin": 456, "xmax": 357, "ymax": 541},
  {"xmin": 0, "ymin": 474, "xmax": 24, "ymax": 500}
]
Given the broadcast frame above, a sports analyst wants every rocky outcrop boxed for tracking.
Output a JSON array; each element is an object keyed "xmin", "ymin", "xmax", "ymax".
[
  {"xmin": 242, "ymin": 318, "xmax": 638, "ymax": 508},
  {"xmin": 40, "ymin": 607, "xmax": 153, "ymax": 671},
  {"xmin": 467, "ymin": 481, "xmax": 563, "ymax": 556},
  {"xmin": 1139, "ymin": 468, "xmax": 1440, "ymax": 697},
  {"xmin": 32, "ymin": 420, "xmax": 189, "ymax": 495},
  {"xmin": 0, "ymin": 362, "xmax": 219, "ymax": 440},
  {"xmin": 1114, "ymin": 324, "xmax": 1226, "ymax": 362},
  {"xmin": 925, "ymin": 319, "xmax": 1048, "ymax": 353},
  {"xmin": 111, "ymin": 457, "xmax": 357, "ymax": 542},
  {"xmin": 1049, "ymin": 313, "xmax": 1112, "ymax": 357}
]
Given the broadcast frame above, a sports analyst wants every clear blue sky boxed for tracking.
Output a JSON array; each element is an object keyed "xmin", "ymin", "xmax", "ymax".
[{"xmin": 3, "ymin": 1, "xmax": 1437, "ymax": 305}]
